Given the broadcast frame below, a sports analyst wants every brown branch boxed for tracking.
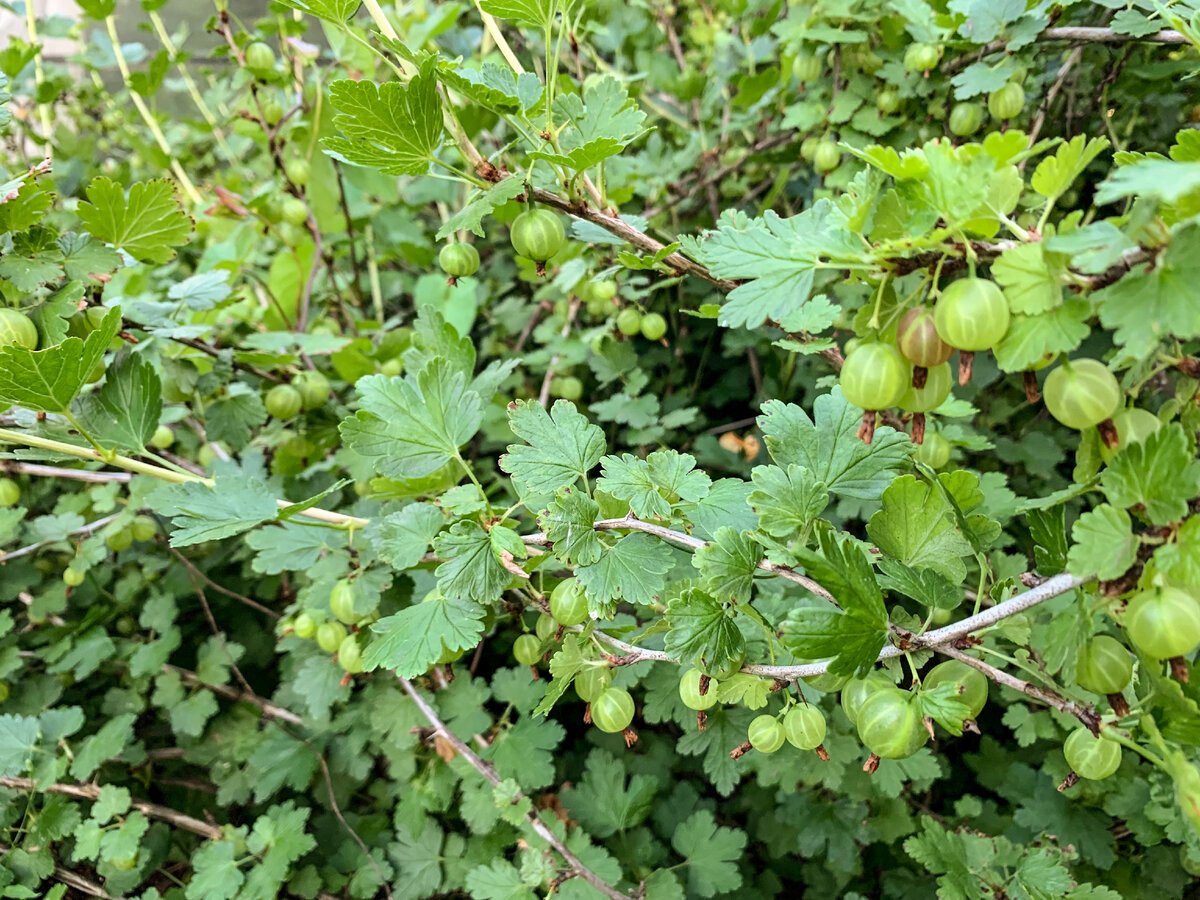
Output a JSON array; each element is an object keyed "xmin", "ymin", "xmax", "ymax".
[
  {"xmin": 0, "ymin": 777, "xmax": 223, "ymax": 840},
  {"xmin": 944, "ymin": 24, "xmax": 1187, "ymax": 74},
  {"xmin": 930, "ymin": 643, "xmax": 1101, "ymax": 733},
  {"xmin": 397, "ymin": 677, "xmax": 635, "ymax": 900},
  {"xmin": 0, "ymin": 513, "xmax": 120, "ymax": 564},
  {"xmin": 0, "ymin": 844, "xmax": 115, "ymax": 899},
  {"xmin": 169, "ymin": 547, "xmax": 279, "ymax": 619},
  {"xmin": 165, "ymin": 664, "xmax": 303, "ymax": 725}
]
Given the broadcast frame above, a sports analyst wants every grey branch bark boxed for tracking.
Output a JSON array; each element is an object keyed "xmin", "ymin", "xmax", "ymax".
[{"xmin": 396, "ymin": 677, "xmax": 635, "ymax": 900}]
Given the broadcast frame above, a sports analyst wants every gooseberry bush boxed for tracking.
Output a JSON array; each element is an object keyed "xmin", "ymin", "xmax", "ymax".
[{"xmin": 2, "ymin": 0, "xmax": 1200, "ymax": 896}]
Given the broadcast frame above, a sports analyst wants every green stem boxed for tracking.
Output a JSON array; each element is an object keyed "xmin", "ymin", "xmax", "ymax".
[{"xmin": 1102, "ymin": 728, "xmax": 1167, "ymax": 770}]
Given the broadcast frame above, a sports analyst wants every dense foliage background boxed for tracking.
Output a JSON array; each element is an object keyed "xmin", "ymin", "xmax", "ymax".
[{"xmin": 2, "ymin": 0, "xmax": 1200, "ymax": 897}]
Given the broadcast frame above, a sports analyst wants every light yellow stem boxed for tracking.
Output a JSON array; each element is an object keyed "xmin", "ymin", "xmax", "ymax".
[
  {"xmin": 0, "ymin": 428, "xmax": 368, "ymax": 527},
  {"xmin": 105, "ymin": 16, "xmax": 203, "ymax": 205},
  {"xmin": 146, "ymin": 10, "xmax": 234, "ymax": 159},
  {"xmin": 470, "ymin": 0, "xmax": 526, "ymax": 74},
  {"xmin": 24, "ymin": 1, "xmax": 54, "ymax": 155}
]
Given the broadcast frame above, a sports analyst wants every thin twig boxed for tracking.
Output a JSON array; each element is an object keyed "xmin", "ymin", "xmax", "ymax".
[
  {"xmin": 0, "ymin": 777, "xmax": 223, "ymax": 840},
  {"xmin": 165, "ymin": 664, "xmax": 302, "ymax": 725},
  {"xmin": 944, "ymin": 24, "xmax": 1187, "ymax": 74},
  {"xmin": 538, "ymin": 299, "xmax": 581, "ymax": 407},
  {"xmin": 0, "ymin": 844, "xmax": 115, "ymax": 899},
  {"xmin": 1024, "ymin": 44, "xmax": 1084, "ymax": 151},
  {"xmin": 1, "ymin": 461, "xmax": 131, "ymax": 483},
  {"xmin": 316, "ymin": 754, "xmax": 394, "ymax": 899},
  {"xmin": 523, "ymin": 515, "xmax": 836, "ymax": 602},
  {"xmin": 0, "ymin": 513, "xmax": 120, "ymax": 564},
  {"xmin": 931, "ymin": 643, "xmax": 1100, "ymax": 732},
  {"xmin": 397, "ymin": 678, "xmax": 635, "ymax": 900},
  {"xmin": 169, "ymin": 548, "xmax": 279, "ymax": 619}
]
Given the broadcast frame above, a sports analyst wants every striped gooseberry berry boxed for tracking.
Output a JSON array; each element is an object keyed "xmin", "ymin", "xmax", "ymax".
[
  {"xmin": 510, "ymin": 207, "xmax": 566, "ymax": 273},
  {"xmin": 550, "ymin": 578, "xmax": 589, "ymax": 626},
  {"xmin": 897, "ymin": 307, "xmax": 952, "ymax": 367},
  {"xmin": 839, "ymin": 342, "xmax": 910, "ymax": 411},
  {"xmin": 748, "ymin": 715, "xmax": 786, "ymax": 753},
  {"xmin": 1043, "ymin": 359, "xmax": 1121, "ymax": 431},
  {"xmin": 783, "ymin": 705, "xmax": 826, "ymax": 750},
  {"xmin": 934, "ymin": 278, "xmax": 1010, "ymax": 352},
  {"xmin": 1124, "ymin": 586, "xmax": 1200, "ymax": 660},
  {"xmin": 592, "ymin": 687, "xmax": 635, "ymax": 733},
  {"xmin": 1063, "ymin": 728, "xmax": 1121, "ymax": 780},
  {"xmin": 679, "ymin": 668, "xmax": 719, "ymax": 711},
  {"xmin": 438, "ymin": 243, "xmax": 480, "ymax": 281},
  {"xmin": 840, "ymin": 673, "xmax": 892, "ymax": 726},
  {"xmin": 575, "ymin": 665, "xmax": 613, "ymax": 702},
  {"xmin": 513, "ymin": 634, "xmax": 543, "ymax": 666},
  {"xmin": 1075, "ymin": 635, "xmax": 1133, "ymax": 695},
  {"xmin": 922, "ymin": 660, "xmax": 988, "ymax": 719},
  {"xmin": 857, "ymin": 687, "xmax": 928, "ymax": 759}
]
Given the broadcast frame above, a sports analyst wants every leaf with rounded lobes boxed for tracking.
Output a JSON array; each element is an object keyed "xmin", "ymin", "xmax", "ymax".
[
  {"xmin": 0, "ymin": 305, "xmax": 121, "ymax": 414},
  {"xmin": 436, "ymin": 177, "xmax": 526, "ymax": 241},
  {"xmin": 0, "ymin": 714, "xmax": 38, "ymax": 778},
  {"xmin": 324, "ymin": 61, "xmax": 443, "ymax": 176},
  {"xmin": 1067, "ymin": 504, "xmax": 1138, "ymax": 581},
  {"xmin": 275, "ymin": 0, "xmax": 362, "ymax": 23},
  {"xmin": 539, "ymin": 488, "xmax": 602, "ymax": 566},
  {"xmin": 434, "ymin": 522, "xmax": 525, "ymax": 604},
  {"xmin": 878, "ymin": 559, "xmax": 962, "ymax": 610},
  {"xmin": 532, "ymin": 635, "xmax": 585, "ymax": 716},
  {"xmin": 76, "ymin": 177, "xmax": 192, "ymax": 263},
  {"xmin": 1097, "ymin": 225, "xmax": 1200, "ymax": 359},
  {"xmin": 664, "ymin": 588, "xmax": 746, "ymax": 672},
  {"xmin": 918, "ymin": 681, "xmax": 973, "ymax": 737},
  {"xmin": 749, "ymin": 463, "xmax": 828, "ymax": 540},
  {"xmin": 759, "ymin": 389, "xmax": 911, "ymax": 501},
  {"xmin": 993, "ymin": 301, "xmax": 1090, "ymax": 373},
  {"xmin": 598, "ymin": 450, "xmax": 711, "ymax": 521},
  {"xmin": 500, "ymin": 399, "xmax": 606, "ymax": 501},
  {"xmin": 362, "ymin": 594, "xmax": 485, "ymax": 676},
  {"xmin": 783, "ymin": 530, "xmax": 888, "ymax": 677},
  {"xmin": 74, "ymin": 349, "xmax": 162, "ymax": 452},
  {"xmin": 151, "ymin": 475, "xmax": 278, "ymax": 547},
  {"xmin": 561, "ymin": 749, "xmax": 658, "ymax": 839},
  {"xmin": 671, "ymin": 810, "xmax": 747, "ymax": 898},
  {"xmin": 869, "ymin": 475, "xmax": 974, "ymax": 583},
  {"xmin": 369, "ymin": 503, "xmax": 444, "ymax": 571},
  {"xmin": 693, "ymin": 527, "xmax": 759, "ymax": 604},
  {"xmin": 340, "ymin": 359, "xmax": 483, "ymax": 480},
  {"xmin": 696, "ymin": 203, "xmax": 864, "ymax": 329},
  {"xmin": 1100, "ymin": 424, "xmax": 1200, "ymax": 525},
  {"xmin": 575, "ymin": 532, "xmax": 674, "ymax": 610},
  {"xmin": 991, "ymin": 242, "xmax": 1064, "ymax": 315},
  {"xmin": 1031, "ymin": 135, "xmax": 1110, "ymax": 202}
]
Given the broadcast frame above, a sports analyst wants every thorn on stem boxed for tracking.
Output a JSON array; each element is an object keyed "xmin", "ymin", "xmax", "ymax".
[{"xmin": 1107, "ymin": 693, "xmax": 1131, "ymax": 718}]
